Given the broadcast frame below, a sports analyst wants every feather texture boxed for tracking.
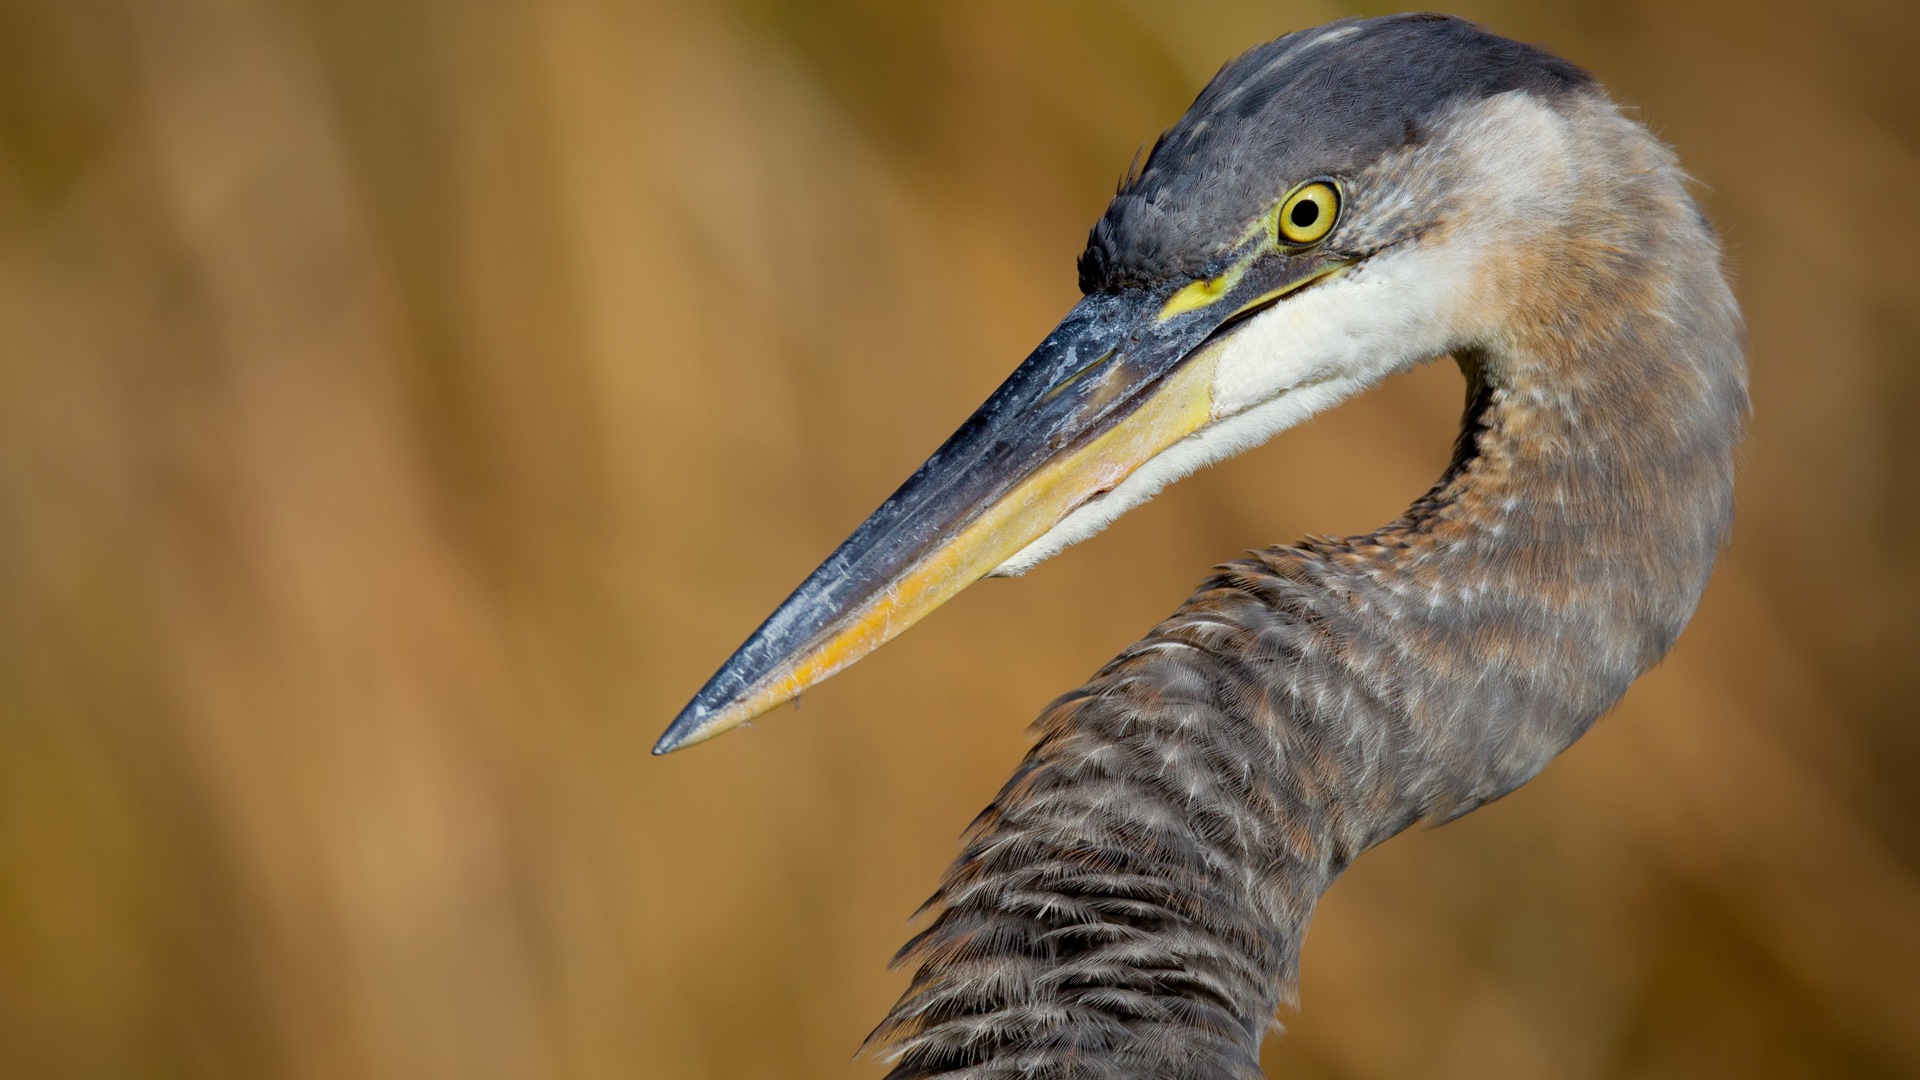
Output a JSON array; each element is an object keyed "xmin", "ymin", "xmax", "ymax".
[{"xmin": 871, "ymin": 65, "xmax": 1745, "ymax": 1076}]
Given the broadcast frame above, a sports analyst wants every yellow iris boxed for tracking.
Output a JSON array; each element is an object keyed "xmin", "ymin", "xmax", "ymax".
[{"xmin": 1277, "ymin": 180, "xmax": 1339, "ymax": 245}]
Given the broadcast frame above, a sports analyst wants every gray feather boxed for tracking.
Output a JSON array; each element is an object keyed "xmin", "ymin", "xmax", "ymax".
[{"xmin": 872, "ymin": 15, "xmax": 1745, "ymax": 1077}]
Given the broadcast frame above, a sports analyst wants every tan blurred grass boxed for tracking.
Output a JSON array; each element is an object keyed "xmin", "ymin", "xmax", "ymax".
[{"xmin": 1, "ymin": 0, "xmax": 1917, "ymax": 1077}]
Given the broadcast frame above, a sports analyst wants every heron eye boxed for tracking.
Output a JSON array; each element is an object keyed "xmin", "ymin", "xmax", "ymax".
[{"xmin": 1277, "ymin": 181, "xmax": 1339, "ymax": 245}]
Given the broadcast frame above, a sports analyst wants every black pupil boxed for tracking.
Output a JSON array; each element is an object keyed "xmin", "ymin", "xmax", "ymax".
[{"xmin": 1290, "ymin": 198, "xmax": 1320, "ymax": 229}]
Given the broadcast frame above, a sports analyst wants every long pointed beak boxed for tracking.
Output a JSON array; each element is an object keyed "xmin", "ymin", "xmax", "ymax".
[{"xmin": 654, "ymin": 259, "xmax": 1335, "ymax": 754}]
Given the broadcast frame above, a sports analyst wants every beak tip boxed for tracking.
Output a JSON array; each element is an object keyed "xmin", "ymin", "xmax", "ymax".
[
  {"xmin": 651, "ymin": 703, "xmax": 710, "ymax": 756},
  {"xmin": 654, "ymin": 690, "xmax": 754, "ymax": 756}
]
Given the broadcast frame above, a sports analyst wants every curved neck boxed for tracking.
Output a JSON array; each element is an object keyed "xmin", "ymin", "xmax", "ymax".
[{"xmin": 874, "ymin": 114, "xmax": 1745, "ymax": 1079}]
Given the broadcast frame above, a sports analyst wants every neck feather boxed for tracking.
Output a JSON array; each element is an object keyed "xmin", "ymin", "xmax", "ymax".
[{"xmin": 872, "ymin": 95, "xmax": 1745, "ymax": 1079}]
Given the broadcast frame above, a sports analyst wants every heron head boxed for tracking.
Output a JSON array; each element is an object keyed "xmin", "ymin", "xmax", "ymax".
[{"xmin": 656, "ymin": 14, "xmax": 1607, "ymax": 753}]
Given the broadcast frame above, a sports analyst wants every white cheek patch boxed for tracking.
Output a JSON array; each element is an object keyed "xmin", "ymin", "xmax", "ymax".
[
  {"xmin": 990, "ymin": 239, "xmax": 1482, "ymax": 577},
  {"xmin": 989, "ymin": 91, "xmax": 1582, "ymax": 578}
]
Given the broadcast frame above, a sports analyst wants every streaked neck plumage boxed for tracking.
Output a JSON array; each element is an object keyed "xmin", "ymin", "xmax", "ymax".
[
  {"xmin": 873, "ymin": 91, "xmax": 1744, "ymax": 1079},
  {"xmin": 1340, "ymin": 91, "xmax": 1747, "ymax": 821}
]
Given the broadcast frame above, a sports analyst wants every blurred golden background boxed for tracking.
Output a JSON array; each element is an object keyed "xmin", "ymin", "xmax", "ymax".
[{"xmin": 2, "ymin": 0, "xmax": 1917, "ymax": 1077}]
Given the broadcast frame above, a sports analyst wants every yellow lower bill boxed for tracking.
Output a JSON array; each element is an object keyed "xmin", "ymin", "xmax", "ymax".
[{"xmin": 672, "ymin": 351, "xmax": 1221, "ymax": 748}]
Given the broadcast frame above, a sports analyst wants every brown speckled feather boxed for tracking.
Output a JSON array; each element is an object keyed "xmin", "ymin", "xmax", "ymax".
[{"xmin": 869, "ymin": 23, "xmax": 1745, "ymax": 1078}]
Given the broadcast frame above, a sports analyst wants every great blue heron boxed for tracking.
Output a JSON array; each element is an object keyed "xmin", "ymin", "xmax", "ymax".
[{"xmin": 655, "ymin": 13, "xmax": 1745, "ymax": 1077}]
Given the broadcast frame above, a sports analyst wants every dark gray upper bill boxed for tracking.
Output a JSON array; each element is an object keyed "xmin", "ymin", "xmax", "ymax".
[{"xmin": 653, "ymin": 288, "xmax": 1224, "ymax": 754}]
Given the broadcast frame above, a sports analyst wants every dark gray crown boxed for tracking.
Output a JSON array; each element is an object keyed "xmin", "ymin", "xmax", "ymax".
[{"xmin": 1077, "ymin": 14, "xmax": 1593, "ymax": 292}]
